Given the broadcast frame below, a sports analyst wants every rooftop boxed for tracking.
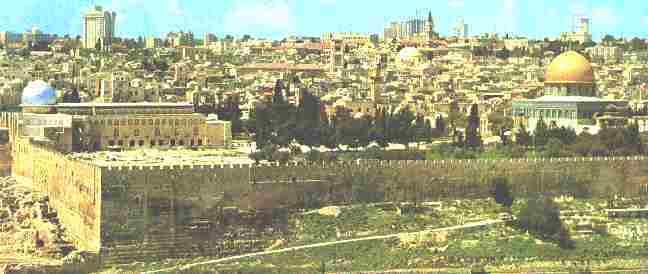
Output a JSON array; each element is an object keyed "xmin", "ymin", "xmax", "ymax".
[
  {"xmin": 523, "ymin": 96, "xmax": 626, "ymax": 103},
  {"xmin": 69, "ymin": 148, "xmax": 253, "ymax": 168}
]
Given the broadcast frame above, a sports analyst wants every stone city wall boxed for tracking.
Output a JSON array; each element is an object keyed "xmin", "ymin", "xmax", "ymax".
[
  {"xmin": 97, "ymin": 157, "xmax": 648, "ymax": 263},
  {"xmin": 12, "ymin": 137, "xmax": 102, "ymax": 253}
]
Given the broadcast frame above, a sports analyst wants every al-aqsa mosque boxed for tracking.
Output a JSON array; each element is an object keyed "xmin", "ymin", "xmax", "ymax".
[{"xmin": 512, "ymin": 51, "xmax": 628, "ymax": 134}]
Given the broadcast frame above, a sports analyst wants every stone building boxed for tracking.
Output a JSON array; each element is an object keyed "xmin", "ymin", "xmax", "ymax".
[
  {"xmin": 512, "ymin": 51, "xmax": 628, "ymax": 134},
  {"xmin": 19, "ymin": 80, "xmax": 232, "ymax": 152}
]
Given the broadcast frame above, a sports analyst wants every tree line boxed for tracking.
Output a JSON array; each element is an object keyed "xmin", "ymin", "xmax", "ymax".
[
  {"xmin": 515, "ymin": 117, "xmax": 643, "ymax": 157},
  {"xmin": 246, "ymin": 80, "xmax": 449, "ymax": 160}
]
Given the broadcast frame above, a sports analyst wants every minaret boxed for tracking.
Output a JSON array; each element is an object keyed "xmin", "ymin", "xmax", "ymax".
[{"xmin": 369, "ymin": 55, "xmax": 384, "ymax": 103}]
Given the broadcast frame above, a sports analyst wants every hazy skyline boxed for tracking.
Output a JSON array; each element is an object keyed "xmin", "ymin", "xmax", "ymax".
[{"xmin": 0, "ymin": 0, "xmax": 646, "ymax": 40}]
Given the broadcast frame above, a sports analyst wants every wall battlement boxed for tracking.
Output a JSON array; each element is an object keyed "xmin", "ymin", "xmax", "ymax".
[{"xmin": 101, "ymin": 156, "xmax": 648, "ymax": 172}]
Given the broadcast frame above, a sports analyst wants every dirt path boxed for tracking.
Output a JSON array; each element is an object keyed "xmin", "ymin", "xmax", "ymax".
[{"xmin": 145, "ymin": 219, "xmax": 502, "ymax": 273}]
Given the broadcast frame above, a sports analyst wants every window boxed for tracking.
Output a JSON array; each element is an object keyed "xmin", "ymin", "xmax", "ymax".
[
  {"xmin": 148, "ymin": 119, "xmax": 154, "ymax": 126},
  {"xmin": 179, "ymin": 140, "xmax": 185, "ymax": 146},
  {"xmin": 197, "ymin": 139, "xmax": 203, "ymax": 146},
  {"xmin": 154, "ymin": 128, "xmax": 161, "ymax": 137},
  {"xmin": 134, "ymin": 129, "xmax": 140, "ymax": 137},
  {"xmin": 108, "ymin": 140, "xmax": 115, "ymax": 146},
  {"xmin": 193, "ymin": 127, "xmax": 199, "ymax": 136},
  {"xmin": 158, "ymin": 140, "xmax": 164, "ymax": 146},
  {"xmin": 162, "ymin": 119, "xmax": 166, "ymax": 126},
  {"xmin": 129, "ymin": 140, "xmax": 135, "ymax": 147},
  {"xmin": 113, "ymin": 128, "xmax": 120, "ymax": 138},
  {"xmin": 118, "ymin": 140, "xmax": 124, "ymax": 146},
  {"xmin": 170, "ymin": 139, "xmax": 176, "ymax": 146},
  {"xmin": 155, "ymin": 119, "xmax": 160, "ymax": 125},
  {"xmin": 139, "ymin": 140, "xmax": 144, "ymax": 146}
]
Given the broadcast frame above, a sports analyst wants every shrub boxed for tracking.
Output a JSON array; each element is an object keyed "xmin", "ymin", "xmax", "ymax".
[
  {"xmin": 517, "ymin": 196, "xmax": 575, "ymax": 249},
  {"xmin": 490, "ymin": 177, "xmax": 514, "ymax": 208}
]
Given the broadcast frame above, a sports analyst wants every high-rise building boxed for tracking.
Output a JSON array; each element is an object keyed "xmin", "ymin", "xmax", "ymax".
[
  {"xmin": 560, "ymin": 16, "xmax": 592, "ymax": 44},
  {"xmin": 166, "ymin": 31, "xmax": 194, "ymax": 47},
  {"xmin": 83, "ymin": 5, "xmax": 116, "ymax": 51},
  {"xmin": 452, "ymin": 17, "xmax": 469, "ymax": 38},
  {"xmin": 383, "ymin": 11, "xmax": 430, "ymax": 41}
]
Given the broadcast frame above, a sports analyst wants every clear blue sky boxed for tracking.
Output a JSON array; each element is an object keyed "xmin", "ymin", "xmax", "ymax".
[{"xmin": 0, "ymin": 0, "xmax": 646, "ymax": 40}]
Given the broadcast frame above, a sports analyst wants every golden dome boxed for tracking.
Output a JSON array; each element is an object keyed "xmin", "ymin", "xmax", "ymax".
[{"xmin": 545, "ymin": 51, "xmax": 594, "ymax": 84}]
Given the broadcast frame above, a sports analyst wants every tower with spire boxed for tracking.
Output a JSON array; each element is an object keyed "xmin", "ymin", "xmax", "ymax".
[
  {"xmin": 424, "ymin": 11, "xmax": 435, "ymax": 42},
  {"xmin": 368, "ymin": 54, "xmax": 385, "ymax": 103}
]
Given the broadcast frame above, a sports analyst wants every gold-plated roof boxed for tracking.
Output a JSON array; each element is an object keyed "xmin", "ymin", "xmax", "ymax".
[{"xmin": 545, "ymin": 51, "xmax": 595, "ymax": 84}]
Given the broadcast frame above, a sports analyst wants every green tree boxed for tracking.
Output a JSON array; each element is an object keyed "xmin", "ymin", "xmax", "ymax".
[
  {"xmin": 464, "ymin": 103, "xmax": 482, "ymax": 149},
  {"xmin": 582, "ymin": 40, "xmax": 597, "ymax": 48},
  {"xmin": 296, "ymin": 90, "xmax": 323, "ymax": 149},
  {"xmin": 423, "ymin": 119, "xmax": 435, "ymax": 141},
  {"xmin": 448, "ymin": 101, "xmax": 466, "ymax": 131},
  {"xmin": 488, "ymin": 111, "xmax": 512, "ymax": 136},
  {"xmin": 517, "ymin": 196, "xmax": 575, "ymax": 249},
  {"xmin": 544, "ymin": 138, "xmax": 566, "ymax": 158},
  {"xmin": 389, "ymin": 109, "xmax": 416, "ymax": 148},
  {"xmin": 270, "ymin": 79, "xmax": 298, "ymax": 148},
  {"xmin": 320, "ymin": 119, "xmax": 338, "ymax": 150},
  {"xmin": 490, "ymin": 177, "xmax": 514, "ymax": 208},
  {"xmin": 630, "ymin": 37, "xmax": 647, "ymax": 51},
  {"xmin": 516, "ymin": 124, "xmax": 531, "ymax": 147},
  {"xmin": 368, "ymin": 112, "xmax": 388, "ymax": 148},
  {"xmin": 434, "ymin": 115, "xmax": 446, "ymax": 137},
  {"xmin": 623, "ymin": 121, "xmax": 642, "ymax": 154},
  {"xmin": 217, "ymin": 96, "xmax": 243, "ymax": 135},
  {"xmin": 413, "ymin": 114, "xmax": 428, "ymax": 144},
  {"xmin": 601, "ymin": 34, "xmax": 616, "ymax": 45},
  {"xmin": 534, "ymin": 117, "xmax": 549, "ymax": 148},
  {"xmin": 599, "ymin": 127, "xmax": 627, "ymax": 155},
  {"xmin": 250, "ymin": 103, "xmax": 273, "ymax": 150}
]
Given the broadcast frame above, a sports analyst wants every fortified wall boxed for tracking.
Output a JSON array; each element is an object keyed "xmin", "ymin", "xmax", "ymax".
[
  {"xmin": 96, "ymin": 157, "xmax": 648, "ymax": 262},
  {"xmin": 4, "ymin": 112, "xmax": 648, "ymax": 263},
  {"xmin": 12, "ymin": 137, "xmax": 102, "ymax": 253}
]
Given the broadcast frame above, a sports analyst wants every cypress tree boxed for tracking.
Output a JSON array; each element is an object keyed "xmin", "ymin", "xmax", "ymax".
[
  {"xmin": 464, "ymin": 103, "xmax": 482, "ymax": 149},
  {"xmin": 534, "ymin": 117, "xmax": 549, "ymax": 148},
  {"xmin": 516, "ymin": 124, "xmax": 531, "ymax": 147}
]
